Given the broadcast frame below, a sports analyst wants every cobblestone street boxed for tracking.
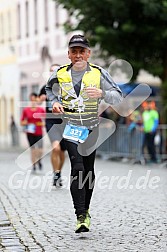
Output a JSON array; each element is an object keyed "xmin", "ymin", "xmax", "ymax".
[{"xmin": 0, "ymin": 148, "xmax": 167, "ymax": 252}]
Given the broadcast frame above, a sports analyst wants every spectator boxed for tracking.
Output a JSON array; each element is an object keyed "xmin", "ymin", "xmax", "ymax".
[
  {"xmin": 142, "ymin": 101, "xmax": 159, "ymax": 163},
  {"xmin": 128, "ymin": 109, "xmax": 142, "ymax": 132}
]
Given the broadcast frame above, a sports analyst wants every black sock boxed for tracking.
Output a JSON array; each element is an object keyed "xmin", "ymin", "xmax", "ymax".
[
  {"xmin": 54, "ymin": 171, "xmax": 61, "ymax": 178},
  {"xmin": 38, "ymin": 160, "xmax": 42, "ymax": 169}
]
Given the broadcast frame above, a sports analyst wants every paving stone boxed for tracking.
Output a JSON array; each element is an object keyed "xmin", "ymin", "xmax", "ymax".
[{"xmin": 0, "ymin": 150, "xmax": 167, "ymax": 251}]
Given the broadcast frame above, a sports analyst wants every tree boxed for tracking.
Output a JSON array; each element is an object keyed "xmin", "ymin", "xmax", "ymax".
[{"xmin": 54, "ymin": 0, "xmax": 167, "ymax": 115}]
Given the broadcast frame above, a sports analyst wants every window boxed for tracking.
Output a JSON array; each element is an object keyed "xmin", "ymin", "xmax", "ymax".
[
  {"xmin": 25, "ymin": 1, "xmax": 29, "ymax": 37},
  {"xmin": 21, "ymin": 86, "xmax": 28, "ymax": 101},
  {"xmin": 32, "ymin": 84, "xmax": 39, "ymax": 93},
  {"xmin": 44, "ymin": 0, "xmax": 48, "ymax": 31},
  {"xmin": 66, "ymin": 13, "xmax": 72, "ymax": 28},
  {"xmin": 0, "ymin": 14, "xmax": 4, "ymax": 43},
  {"xmin": 8, "ymin": 11, "xmax": 11, "ymax": 41},
  {"xmin": 34, "ymin": 0, "xmax": 38, "ymax": 34},
  {"xmin": 55, "ymin": 2, "xmax": 59, "ymax": 27},
  {"xmin": 17, "ymin": 4, "xmax": 21, "ymax": 39}
]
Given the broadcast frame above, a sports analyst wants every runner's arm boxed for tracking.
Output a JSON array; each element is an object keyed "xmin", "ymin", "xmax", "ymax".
[
  {"xmin": 45, "ymin": 70, "xmax": 61, "ymax": 106},
  {"xmin": 100, "ymin": 68, "xmax": 123, "ymax": 105}
]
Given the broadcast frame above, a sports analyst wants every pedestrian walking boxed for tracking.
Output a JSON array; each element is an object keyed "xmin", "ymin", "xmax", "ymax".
[
  {"xmin": 20, "ymin": 92, "xmax": 45, "ymax": 171},
  {"xmin": 10, "ymin": 115, "xmax": 19, "ymax": 146},
  {"xmin": 38, "ymin": 64, "xmax": 66, "ymax": 187},
  {"xmin": 45, "ymin": 34, "xmax": 122, "ymax": 233}
]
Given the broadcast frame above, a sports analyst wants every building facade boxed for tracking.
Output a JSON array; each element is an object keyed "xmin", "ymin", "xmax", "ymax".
[
  {"xmin": 17, "ymin": 0, "xmax": 71, "ymax": 101},
  {"xmin": 0, "ymin": 0, "xmax": 74, "ymax": 146},
  {"xmin": 0, "ymin": 0, "xmax": 20, "ymax": 146}
]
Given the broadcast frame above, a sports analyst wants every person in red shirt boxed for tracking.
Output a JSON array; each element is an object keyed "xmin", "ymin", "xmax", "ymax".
[{"xmin": 21, "ymin": 92, "xmax": 45, "ymax": 171}]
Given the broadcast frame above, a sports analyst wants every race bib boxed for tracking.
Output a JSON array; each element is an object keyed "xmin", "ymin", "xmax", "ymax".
[
  {"xmin": 63, "ymin": 124, "xmax": 89, "ymax": 143},
  {"xmin": 24, "ymin": 124, "xmax": 36, "ymax": 133}
]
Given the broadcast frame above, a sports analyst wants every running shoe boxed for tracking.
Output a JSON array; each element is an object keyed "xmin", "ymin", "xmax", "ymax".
[
  {"xmin": 75, "ymin": 214, "xmax": 89, "ymax": 233},
  {"xmin": 38, "ymin": 161, "xmax": 42, "ymax": 170},
  {"xmin": 53, "ymin": 172, "xmax": 62, "ymax": 187},
  {"xmin": 85, "ymin": 209, "xmax": 91, "ymax": 228},
  {"xmin": 32, "ymin": 165, "xmax": 36, "ymax": 172}
]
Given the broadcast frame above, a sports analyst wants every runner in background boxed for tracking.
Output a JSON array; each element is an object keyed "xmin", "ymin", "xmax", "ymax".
[
  {"xmin": 38, "ymin": 64, "xmax": 66, "ymax": 187},
  {"xmin": 20, "ymin": 92, "xmax": 45, "ymax": 171}
]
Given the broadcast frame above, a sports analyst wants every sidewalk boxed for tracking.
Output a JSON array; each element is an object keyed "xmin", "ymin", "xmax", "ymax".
[
  {"xmin": 0, "ymin": 201, "xmax": 25, "ymax": 252},
  {"xmin": 0, "ymin": 149, "xmax": 167, "ymax": 251}
]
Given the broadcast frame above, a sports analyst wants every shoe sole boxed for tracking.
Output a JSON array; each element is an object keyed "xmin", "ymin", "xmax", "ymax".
[{"xmin": 75, "ymin": 225, "xmax": 89, "ymax": 233}]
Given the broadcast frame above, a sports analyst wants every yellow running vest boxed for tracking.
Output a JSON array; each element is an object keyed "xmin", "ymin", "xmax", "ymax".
[{"xmin": 57, "ymin": 64, "xmax": 101, "ymax": 128}]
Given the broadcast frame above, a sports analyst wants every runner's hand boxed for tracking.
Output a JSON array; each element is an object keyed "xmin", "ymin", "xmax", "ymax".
[
  {"xmin": 52, "ymin": 102, "xmax": 64, "ymax": 113},
  {"xmin": 85, "ymin": 87, "xmax": 102, "ymax": 98}
]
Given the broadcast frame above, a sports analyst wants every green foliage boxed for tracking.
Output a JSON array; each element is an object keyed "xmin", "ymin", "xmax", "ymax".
[
  {"xmin": 54, "ymin": 0, "xmax": 167, "ymax": 82},
  {"xmin": 53, "ymin": 0, "xmax": 167, "ymax": 121}
]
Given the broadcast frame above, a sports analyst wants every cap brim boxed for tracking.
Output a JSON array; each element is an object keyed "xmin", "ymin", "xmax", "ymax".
[{"xmin": 69, "ymin": 43, "xmax": 90, "ymax": 49}]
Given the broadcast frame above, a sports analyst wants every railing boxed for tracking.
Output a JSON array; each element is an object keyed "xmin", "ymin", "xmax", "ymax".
[{"xmin": 97, "ymin": 124, "xmax": 167, "ymax": 163}]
